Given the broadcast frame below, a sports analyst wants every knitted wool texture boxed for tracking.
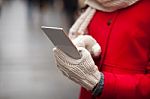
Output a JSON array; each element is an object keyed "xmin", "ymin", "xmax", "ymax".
[{"xmin": 53, "ymin": 47, "xmax": 101, "ymax": 90}]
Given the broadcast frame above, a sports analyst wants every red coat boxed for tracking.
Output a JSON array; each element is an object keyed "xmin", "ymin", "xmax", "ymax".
[{"xmin": 79, "ymin": 0, "xmax": 150, "ymax": 99}]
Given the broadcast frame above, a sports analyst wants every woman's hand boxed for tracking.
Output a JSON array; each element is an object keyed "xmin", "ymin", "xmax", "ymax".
[
  {"xmin": 72, "ymin": 35, "xmax": 101, "ymax": 57},
  {"xmin": 53, "ymin": 47, "xmax": 101, "ymax": 90}
]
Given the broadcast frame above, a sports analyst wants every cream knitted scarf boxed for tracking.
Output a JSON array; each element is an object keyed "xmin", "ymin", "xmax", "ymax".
[{"xmin": 69, "ymin": 0, "xmax": 139, "ymax": 39}]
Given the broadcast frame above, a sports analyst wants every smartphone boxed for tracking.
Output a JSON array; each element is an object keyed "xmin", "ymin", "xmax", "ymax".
[{"xmin": 41, "ymin": 26, "xmax": 81, "ymax": 59}]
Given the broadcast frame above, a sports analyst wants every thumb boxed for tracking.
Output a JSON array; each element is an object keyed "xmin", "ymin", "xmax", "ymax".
[
  {"xmin": 72, "ymin": 35, "xmax": 101, "ymax": 57},
  {"xmin": 72, "ymin": 35, "xmax": 85, "ymax": 48},
  {"xmin": 83, "ymin": 35, "xmax": 101, "ymax": 57}
]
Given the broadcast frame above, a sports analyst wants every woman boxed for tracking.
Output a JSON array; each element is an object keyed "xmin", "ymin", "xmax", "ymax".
[{"xmin": 53, "ymin": 0, "xmax": 150, "ymax": 99}]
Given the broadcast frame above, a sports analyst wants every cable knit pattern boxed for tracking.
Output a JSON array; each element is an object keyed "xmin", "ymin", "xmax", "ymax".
[
  {"xmin": 69, "ymin": 7, "xmax": 96, "ymax": 39},
  {"xmin": 53, "ymin": 47, "xmax": 101, "ymax": 90}
]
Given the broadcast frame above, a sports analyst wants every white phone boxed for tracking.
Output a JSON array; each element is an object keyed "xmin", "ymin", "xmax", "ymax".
[{"xmin": 41, "ymin": 26, "xmax": 81, "ymax": 59}]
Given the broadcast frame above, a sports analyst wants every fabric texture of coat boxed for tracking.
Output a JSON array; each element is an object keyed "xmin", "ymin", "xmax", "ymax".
[{"xmin": 79, "ymin": 0, "xmax": 150, "ymax": 99}]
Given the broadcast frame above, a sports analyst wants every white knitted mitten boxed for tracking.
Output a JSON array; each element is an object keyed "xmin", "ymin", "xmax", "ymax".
[
  {"xmin": 53, "ymin": 47, "xmax": 101, "ymax": 91},
  {"xmin": 72, "ymin": 35, "xmax": 101, "ymax": 57}
]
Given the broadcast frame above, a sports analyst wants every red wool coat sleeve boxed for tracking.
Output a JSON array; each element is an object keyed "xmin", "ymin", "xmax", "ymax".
[
  {"xmin": 99, "ymin": 72, "xmax": 150, "ymax": 99},
  {"xmin": 80, "ymin": 73, "xmax": 150, "ymax": 99},
  {"xmin": 79, "ymin": 0, "xmax": 150, "ymax": 99}
]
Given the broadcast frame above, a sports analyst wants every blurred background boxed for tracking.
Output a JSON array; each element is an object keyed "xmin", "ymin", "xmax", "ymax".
[{"xmin": 0, "ymin": 0, "xmax": 85, "ymax": 99}]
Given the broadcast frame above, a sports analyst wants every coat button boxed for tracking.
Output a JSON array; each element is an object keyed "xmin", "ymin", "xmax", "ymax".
[{"xmin": 107, "ymin": 19, "xmax": 112, "ymax": 26}]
